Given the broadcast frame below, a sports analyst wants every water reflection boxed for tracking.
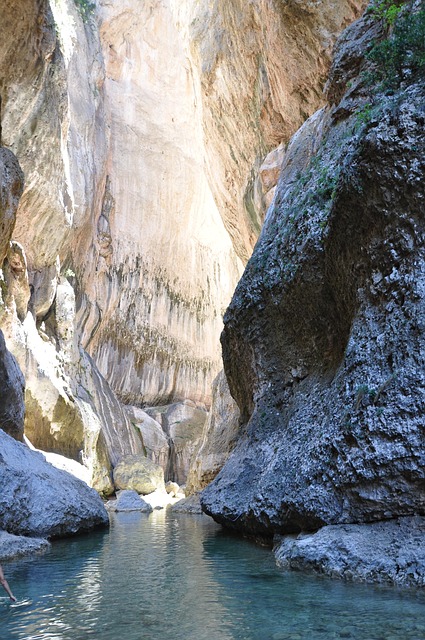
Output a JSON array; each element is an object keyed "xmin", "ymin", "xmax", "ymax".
[{"xmin": 1, "ymin": 511, "xmax": 425, "ymax": 640}]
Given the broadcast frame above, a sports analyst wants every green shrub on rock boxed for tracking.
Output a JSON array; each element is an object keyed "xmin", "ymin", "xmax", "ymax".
[{"xmin": 367, "ymin": 2, "xmax": 425, "ymax": 88}]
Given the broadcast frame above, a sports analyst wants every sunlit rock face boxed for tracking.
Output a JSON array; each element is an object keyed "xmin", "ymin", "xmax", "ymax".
[
  {"xmin": 76, "ymin": 0, "xmax": 243, "ymax": 407},
  {"xmin": 186, "ymin": 0, "xmax": 367, "ymax": 262},
  {"xmin": 1, "ymin": 0, "xmax": 107, "ymax": 293},
  {"xmin": 0, "ymin": 1, "xmax": 142, "ymax": 490},
  {"xmin": 75, "ymin": 0, "xmax": 364, "ymax": 407},
  {"xmin": 0, "ymin": 0, "xmax": 365, "ymax": 488}
]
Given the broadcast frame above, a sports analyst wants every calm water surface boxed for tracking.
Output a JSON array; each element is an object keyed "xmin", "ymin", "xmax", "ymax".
[{"xmin": 1, "ymin": 511, "xmax": 425, "ymax": 640}]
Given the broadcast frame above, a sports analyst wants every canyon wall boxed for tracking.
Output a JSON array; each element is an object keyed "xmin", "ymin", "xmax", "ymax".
[
  {"xmin": 201, "ymin": 4, "xmax": 425, "ymax": 538},
  {"xmin": 0, "ymin": 0, "xmax": 363, "ymax": 487}
]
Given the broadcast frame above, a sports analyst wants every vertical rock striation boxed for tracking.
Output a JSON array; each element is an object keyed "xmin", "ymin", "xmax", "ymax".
[
  {"xmin": 0, "ymin": 0, "xmax": 366, "ymax": 489},
  {"xmin": 0, "ymin": 331, "xmax": 25, "ymax": 442}
]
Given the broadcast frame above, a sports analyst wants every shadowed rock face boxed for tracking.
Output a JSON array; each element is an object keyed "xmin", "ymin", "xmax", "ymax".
[
  {"xmin": 186, "ymin": 370, "xmax": 240, "ymax": 494},
  {"xmin": 0, "ymin": 145, "xmax": 25, "ymax": 441},
  {"xmin": 0, "ymin": 331, "xmax": 25, "ymax": 441},
  {"xmin": 0, "ymin": 148, "xmax": 24, "ymax": 266},
  {"xmin": 201, "ymin": 7, "xmax": 425, "ymax": 537}
]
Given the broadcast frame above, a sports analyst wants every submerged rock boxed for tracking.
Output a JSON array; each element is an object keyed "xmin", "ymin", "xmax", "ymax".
[
  {"xmin": 112, "ymin": 454, "xmax": 165, "ymax": 495},
  {"xmin": 274, "ymin": 517, "xmax": 425, "ymax": 588},
  {"xmin": 0, "ymin": 430, "xmax": 109, "ymax": 538}
]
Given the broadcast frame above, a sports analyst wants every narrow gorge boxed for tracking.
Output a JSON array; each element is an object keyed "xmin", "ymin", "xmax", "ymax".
[{"xmin": 1, "ymin": 0, "xmax": 425, "ymax": 612}]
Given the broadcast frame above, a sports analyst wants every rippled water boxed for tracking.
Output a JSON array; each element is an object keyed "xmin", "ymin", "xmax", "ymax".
[{"xmin": 1, "ymin": 511, "xmax": 425, "ymax": 640}]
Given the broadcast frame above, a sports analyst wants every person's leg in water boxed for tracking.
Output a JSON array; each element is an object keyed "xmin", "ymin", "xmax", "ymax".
[{"xmin": 0, "ymin": 564, "xmax": 16, "ymax": 601}]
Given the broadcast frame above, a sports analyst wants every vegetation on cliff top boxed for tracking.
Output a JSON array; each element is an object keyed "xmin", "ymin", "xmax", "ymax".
[{"xmin": 366, "ymin": 0, "xmax": 425, "ymax": 88}]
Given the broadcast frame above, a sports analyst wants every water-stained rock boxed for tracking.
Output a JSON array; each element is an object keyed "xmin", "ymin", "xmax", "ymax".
[{"xmin": 202, "ymin": 6, "xmax": 425, "ymax": 537}]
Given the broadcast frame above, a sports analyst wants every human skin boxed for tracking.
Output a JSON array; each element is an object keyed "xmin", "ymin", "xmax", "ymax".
[{"xmin": 0, "ymin": 564, "xmax": 16, "ymax": 601}]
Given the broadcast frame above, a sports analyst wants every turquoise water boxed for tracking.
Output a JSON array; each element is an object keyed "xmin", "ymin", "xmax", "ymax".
[{"xmin": 1, "ymin": 511, "xmax": 425, "ymax": 640}]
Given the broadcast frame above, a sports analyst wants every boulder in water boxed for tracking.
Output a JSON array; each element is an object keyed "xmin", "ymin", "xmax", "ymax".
[
  {"xmin": 112, "ymin": 454, "xmax": 165, "ymax": 495},
  {"xmin": 106, "ymin": 490, "xmax": 153, "ymax": 513},
  {"xmin": 0, "ymin": 429, "xmax": 109, "ymax": 538}
]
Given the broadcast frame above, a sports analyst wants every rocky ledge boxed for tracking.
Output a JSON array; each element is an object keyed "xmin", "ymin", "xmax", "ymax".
[
  {"xmin": 275, "ymin": 517, "xmax": 425, "ymax": 588},
  {"xmin": 0, "ymin": 530, "xmax": 50, "ymax": 562}
]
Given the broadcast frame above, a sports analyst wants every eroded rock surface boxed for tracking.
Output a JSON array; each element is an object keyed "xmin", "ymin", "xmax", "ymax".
[
  {"xmin": 125, "ymin": 406, "xmax": 170, "ymax": 471},
  {"xmin": 0, "ymin": 429, "xmax": 108, "ymax": 538},
  {"xmin": 146, "ymin": 402, "xmax": 207, "ymax": 485},
  {"xmin": 113, "ymin": 454, "xmax": 165, "ymax": 495},
  {"xmin": 274, "ymin": 517, "xmax": 425, "ymax": 587},
  {"xmin": 202, "ymin": 6, "xmax": 425, "ymax": 537},
  {"xmin": 0, "ymin": 0, "xmax": 366, "ymax": 493},
  {"xmin": 186, "ymin": 370, "xmax": 240, "ymax": 494},
  {"xmin": 0, "ymin": 148, "xmax": 24, "ymax": 266},
  {"xmin": 0, "ymin": 330, "xmax": 25, "ymax": 441}
]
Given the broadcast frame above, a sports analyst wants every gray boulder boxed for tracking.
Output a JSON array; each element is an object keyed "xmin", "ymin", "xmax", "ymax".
[
  {"xmin": 274, "ymin": 517, "xmax": 425, "ymax": 587},
  {"xmin": 0, "ymin": 330, "xmax": 25, "ymax": 441},
  {"xmin": 0, "ymin": 429, "xmax": 109, "ymax": 538},
  {"xmin": 113, "ymin": 454, "xmax": 165, "ymax": 494},
  {"xmin": 106, "ymin": 490, "xmax": 153, "ymax": 513},
  {"xmin": 171, "ymin": 494, "xmax": 203, "ymax": 514},
  {"xmin": 0, "ymin": 530, "xmax": 50, "ymax": 561}
]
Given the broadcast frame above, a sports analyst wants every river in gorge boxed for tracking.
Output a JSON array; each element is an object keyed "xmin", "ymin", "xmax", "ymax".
[{"xmin": 1, "ymin": 510, "xmax": 425, "ymax": 640}]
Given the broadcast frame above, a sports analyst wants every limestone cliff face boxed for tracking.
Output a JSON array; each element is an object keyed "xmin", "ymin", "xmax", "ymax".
[
  {"xmin": 0, "ymin": 0, "xmax": 364, "ymax": 487},
  {"xmin": 187, "ymin": 0, "xmax": 366, "ymax": 263},
  {"xmin": 202, "ymin": 5, "xmax": 425, "ymax": 536},
  {"xmin": 186, "ymin": 370, "xmax": 240, "ymax": 494},
  {"xmin": 76, "ymin": 0, "xmax": 243, "ymax": 407}
]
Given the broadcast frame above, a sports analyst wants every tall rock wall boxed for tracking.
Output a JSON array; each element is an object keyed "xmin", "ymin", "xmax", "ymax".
[
  {"xmin": 76, "ymin": 0, "xmax": 243, "ymax": 407},
  {"xmin": 186, "ymin": 0, "xmax": 366, "ymax": 263},
  {"xmin": 0, "ymin": 0, "xmax": 364, "ymax": 487},
  {"xmin": 201, "ymin": 4, "xmax": 425, "ymax": 537}
]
